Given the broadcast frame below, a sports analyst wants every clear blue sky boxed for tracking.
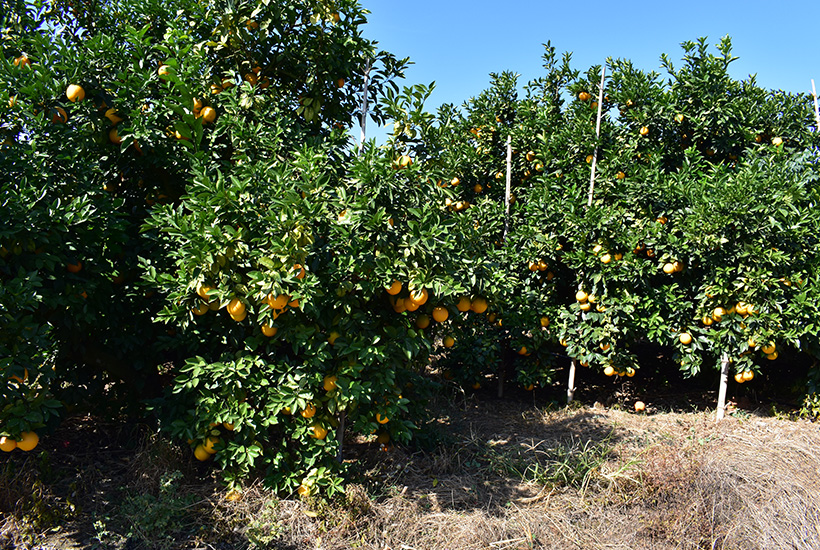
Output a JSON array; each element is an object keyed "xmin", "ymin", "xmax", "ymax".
[{"xmin": 358, "ymin": 0, "xmax": 820, "ymax": 140}]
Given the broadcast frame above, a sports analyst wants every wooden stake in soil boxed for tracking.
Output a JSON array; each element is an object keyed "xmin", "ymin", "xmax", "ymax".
[
  {"xmin": 568, "ymin": 65, "xmax": 607, "ymax": 405},
  {"xmin": 498, "ymin": 135, "xmax": 513, "ymax": 399},
  {"xmin": 715, "ymin": 353, "xmax": 731, "ymax": 421},
  {"xmin": 357, "ymin": 59, "xmax": 372, "ymax": 153},
  {"xmin": 812, "ymin": 79, "xmax": 820, "ymax": 130},
  {"xmin": 337, "ymin": 410, "xmax": 346, "ymax": 463}
]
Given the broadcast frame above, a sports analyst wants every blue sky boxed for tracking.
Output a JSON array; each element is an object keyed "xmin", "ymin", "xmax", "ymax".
[{"xmin": 358, "ymin": 0, "xmax": 820, "ymax": 140}]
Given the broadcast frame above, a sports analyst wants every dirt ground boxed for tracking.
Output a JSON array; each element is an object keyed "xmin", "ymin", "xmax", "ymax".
[{"xmin": 2, "ymin": 389, "xmax": 819, "ymax": 550}]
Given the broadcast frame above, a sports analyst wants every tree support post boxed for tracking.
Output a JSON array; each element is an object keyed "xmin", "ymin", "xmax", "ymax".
[{"xmin": 716, "ymin": 354, "xmax": 730, "ymax": 421}]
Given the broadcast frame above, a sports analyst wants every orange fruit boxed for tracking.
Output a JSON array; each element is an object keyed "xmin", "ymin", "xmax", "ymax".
[
  {"xmin": 626, "ymin": 367, "xmax": 636, "ymax": 377},
  {"xmin": 580, "ymin": 302, "xmax": 592, "ymax": 312},
  {"xmin": 66, "ymin": 261, "xmax": 82, "ymax": 273},
  {"xmin": 301, "ymin": 403, "xmax": 316, "ymax": 418},
  {"xmin": 223, "ymin": 422, "xmax": 234, "ymax": 431},
  {"xmin": 575, "ymin": 290, "xmax": 588, "ymax": 302},
  {"xmin": 245, "ymin": 19, "xmax": 258, "ymax": 30},
  {"xmin": 741, "ymin": 370, "xmax": 755, "ymax": 381},
  {"xmin": 193, "ymin": 302, "xmax": 209, "ymax": 316},
  {"xmin": 616, "ymin": 171, "xmax": 626, "ymax": 179},
  {"xmin": 408, "ymin": 287, "xmax": 428, "ymax": 307},
  {"xmin": 105, "ymin": 108, "xmax": 124, "ymax": 125},
  {"xmin": 385, "ymin": 280, "xmax": 402, "ymax": 295},
  {"xmin": 0, "ymin": 436, "xmax": 16, "ymax": 452},
  {"xmin": 470, "ymin": 297, "xmax": 488, "ymax": 314},
  {"xmin": 734, "ymin": 373, "xmax": 744, "ymax": 384},
  {"xmin": 432, "ymin": 307, "xmax": 449, "ymax": 323},
  {"xmin": 397, "ymin": 155, "xmax": 412, "ymax": 169},
  {"xmin": 634, "ymin": 401, "xmax": 645, "ymax": 412},
  {"xmin": 52, "ymin": 107, "xmax": 68, "ymax": 124},
  {"xmin": 158, "ymin": 64, "xmax": 173, "ymax": 78},
  {"xmin": 66, "ymin": 84, "xmax": 85, "ymax": 102},
  {"xmin": 456, "ymin": 296, "xmax": 471, "ymax": 312},
  {"xmin": 761, "ymin": 343, "xmax": 776, "ymax": 355},
  {"xmin": 323, "ymin": 375, "xmax": 338, "ymax": 392},
  {"xmin": 376, "ymin": 413, "xmax": 389, "ymax": 424},
  {"xmin": 766, "ymin": 352, "xmax": 778, "ymax": 360},
  {"xmin": 600, "ymin": 253, "xmax": 612, "ymax": 264},
  {"xmin": 443, "ymin": 336, "xmax": 455, "ymax": 348},
  {"xmin": 109, "ymin": 128, "xmax": 122, "ymax": 144},
  {"xmin": 526, "ymin": 151, "xmax": 536, "ymax": 161},
  {"xmin": 639, "ymin": 126, "xmax": 649, "ymax": 136},
  {"xmin": 17, "ymin": 431, "xmax": 39, "ymax": 452},
  {"xmin": 261, "ymin": 323, "xmax": 277, "ymax": 337},
  {"xmin": 404, "ymin": 299, "xmax": 420, "ymax": 312},
  {"xmin": 415, "ymin": 314, "xmax": 430, "ymax": 329},
  {"xmin": 540, "ymin": 316, "xmax": 550, "ymax": 327},
  {"xmin": 578, "ymin": 91, "xmax": 591, "ymax": 101},
  {"xmin": 13, "ymin": 55, "xmax": 31, "ymax": 68},
  {"xmin": 203, "ymin": 436, "xmax": 220, "ymax": 454},
  {"xmin": 328, "ymin": 331, "xmax": 340, "ymax": 345},
  {"xmin": 663, "ymin": 263, "xmax": 675, "ymax": 274},
  {"xmin": 297, "ymin": 484, "xmax": 310, "ymax": 497},
  {"xmin": 311, "ymin": 424, "xmax": 328, "ymax": 439},
  {"xmin": 194, "ymin": 444, "xmax": 211, "ymax": 461},
  {"xmin": 679, "ymin": 332, "xmax": 692, "ymax": 345},
  {"xmin": 712, "ymin": 307, "xmax": 725, "ymax": 322},
  {"xmin": 266, "ymin": 293, "xmax": 289, "ymax": 309},
  {"xmin": 199, "ymin": 106, "xmax": 216, "ymax": 123},
  {"xmin": 336, "ymin": 78, "xmax": 345, "ymax": 88},
  {"xmin": 197, "ymin": 285, "xmax": 215, "ymax": 300},
  {"xmin": 603, "ymin": 366, "xmax": 615, "ymax": 376}
]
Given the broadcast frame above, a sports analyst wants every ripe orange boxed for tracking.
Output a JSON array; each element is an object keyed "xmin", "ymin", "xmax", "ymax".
[
  {"xmin": 203, "ymin": 436, "xmax": 220, "ymax": 454},
  {"xmin": 526, "ymin": 151, "xmax": 536, "ymax": 161},
  {"xmin": 626, "ymin": 367, "xmax": 636, "ymax": 377},
  {"xmin": 376, "ymin": 413, "xmax": 389, "ymax": 424},
  {"xmin": 443, "ymin": 336, "xmax": 455, "ymax": 348},
  {"xmin": 404, "ymin": 299, "xmax": 420, "ymax": 312},
  {"xmin": 663, "ymin": 263, "xmax": 675, "ymax": 274},
  {"xmin": 301, "ymin": 403, "xmax": 316, "ymax": 418},
  {"xmin": 456, "ymin": 296, "xmax": 471, "ymax": 312},
  {"xmin": 17, "ymin": 431, "xmax": 39, "ymax": 452},
  {"xmin": 199, "ymin": 106, "xmax": 216, "ymax": 123},
  {"xmin": 679, "ymin": 332, "xmax": 693, "ymax": 345},
  {"xmin": 197, "ymin": 285, "xmax": 215, "ymax": 300},
  {"xmin": 311, "ymin": 424, "xmax": 328, "ymax": 439},
  {"xmin": 639, "ymin": 126, "xmax": 649, "ymax": 136},
  {"xmin": 674, "ymin": 113, "xmax": 684, "ymax": 123},
  {"xmin": 245, "ymin": 19, "xmax": 259, "ymax": 30},
  {"xmin": 450, "ymin": 177, "xmax": 460, "ymax": 186},
  {"xmin": 517, "ymin": 346, "xmax": 528, "ymax": 356},
  {"xmin": 473, "ymin": 184, "xmax": 483, "ymax": 193},
  {"xmin": 385, "ymin": 280, "xmax": 402, "ymax": 295},
  {"xmin": 397, "ymin": 155, "xmax": 412, "ymax": 169},
  {"xmin": 194, "ymin": 444, "xmax": 211, "ymax": 461},
  {"xmin": 734, "ymin": 373, "xmax": 744, "ymax": 384},
  {"xmin": 634, "ymin": 401, "xmax": 645, "ymax": 412},
  {"xmin": 578, "ymin": 91, "xmax": 591, "ymax": 101},
  {"xmin": 761, "ymin": 343, "xmax": 776, "ymax": 355},
  {"xmin": 673, "ymin": 261, "xmax": 683, "ymax": 273},
  {"xmin": 223, "ymin": 422, "xmax": 234, "ymax": 431},
  {"xmin": 109, "ymin": 128, "xmax": 122, "ymax": 144},
  {"xmin": 575, "ymin": 290, "xmax": 588, "ymax": 302},
  {"xmin": 603, "ymin": 366, "xmax": 615, "ymax": 376},
  {"xmin": 432, "ymin": 307, "xmax": 449, "ymax": 323},
  {"xmin": 580, "ymin": 302, "xmax": 592, "ymax": 312},
  {"xmin": 323, "ymin": 375, "xmax": 338, "ymax": 392},
  {"xmin": 52, "ymin": 107, "xmax": 68, "ymax": 124},
  {"xmin": 336, "ymin": 78, "xmax": 345, "ymax": 88},
  {"xmin": 13, "ymin": 55, "xmax": 31, "ymax": 68},
  {"xmin": 415, "ymin": 314, "xmax": 430, "ymax": 329},
  {"xmin": 540, "ymin": 316, "xmax": 550, "ymax": 327},
  {"xmin": 261, "ymin": 323, "xmax": 277, "ymax": 337},
  {"xmin": 712, "ymin": 307, "xmax": 725, "ymax": 322},
  {"xmin": 105, "ymin": 108, "xmax": 123, "ymax": 125},
  {"xmin": 0, "ymin": 436, "xmax": 16, "ymax": 452},
  {"xmin": 741, "ymin": 370, "xmax": 755, "ymax": 381},
  {"xmin": 297, "ymin": 484, "xmax": 310, "ymax": 497},
  {"xmin": 66, "ymin": 84, "xmax": 85, "ymax": 102},
  {"xmin": 616, "ymin": 171, "xmax": 626, "ymax": 179},
  {"xmin": 193, "ymin": 302, "xmax": 209, "ymax": 316},
  {"xmin": 600, "ymin": 253, "xmax": 612, "ymax": 264},
  {"xmin": 266, "ymin": 293, "xmax": 289, "ymax": 309},
  {"xmin": 470, "ymin": 297, "xmax": 488, "ymax": 314},
  {"xmin": 766, "ymin": 352, "xmax": 778, "ymax": 360},
  {"xmin": 158, "ymin": 64, "xmax": 173, "ymax": 78},
  {"xmin": 227, "ymin": 298, "xmax": 246, "ymax": 318},
  {"xmin": 66, "ymin": 261, "xmax": 82, "ymax": 273},
  {"xmin": 408, "ymin": 287, "xmax": 428, "ymax": 307}
]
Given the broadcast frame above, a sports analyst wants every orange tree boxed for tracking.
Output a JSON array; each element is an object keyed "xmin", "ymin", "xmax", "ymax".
[
  {"xmin": 421, "ymin": 37, "xmax": 820, "ymax": 398},
  {"xmin": 1, "ymin": 0, "xmax": 480, "ymax": 493}
]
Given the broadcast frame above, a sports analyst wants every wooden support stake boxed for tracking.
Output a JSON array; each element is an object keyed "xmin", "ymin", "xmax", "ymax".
[
  {"xmin": 568, "ymin": 65, "xmax": 607, "ymax": 405},
  {"xmin": 503, "ymin": 135, "xmax": 512, "ymax": 240},
  {"xmin": 357, "ymin": 59, "xmax": 372, "ymax": 153},
  {"xmin": 337, "ymin": 410, "xmax": 346, "ymax": 463},
  {"xmin": 716, "ymin": 354, "xmax": 730, "ymax": 421}
]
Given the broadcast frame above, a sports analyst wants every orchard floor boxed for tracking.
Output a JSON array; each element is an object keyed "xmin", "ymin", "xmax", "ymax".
[{"xmin": 2, "ymin": 376, "xmax": 820, "ymax": 550}]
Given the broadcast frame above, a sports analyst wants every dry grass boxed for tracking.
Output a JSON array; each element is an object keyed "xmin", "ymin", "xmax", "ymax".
[{"xmin": 2, "ymin": 403, "xmax": 819, "ymax": 550}]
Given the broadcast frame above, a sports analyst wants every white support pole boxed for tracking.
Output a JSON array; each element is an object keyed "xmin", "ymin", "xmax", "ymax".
[
  {"xmin": 568, "ymin": 65, "xmax": 607, "ymax": 405},
  {"xmin": 503, "ymin": 135, "xmax": 512, "ymax": 241},
  {"xmin": 715, "ymin": 354, "xmax": 731, "ymax": 421},
  {"xmin": 812, "ymin": 79, "xmax": 820, "ymax": 131},
  {"xmin": 357, "ymin": 59, "xmax": 372, "ymax": 154}
]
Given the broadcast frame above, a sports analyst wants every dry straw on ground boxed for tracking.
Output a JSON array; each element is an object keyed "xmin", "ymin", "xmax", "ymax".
[{"xmin": 2, "ymin": 403, "xmax": 819, "ymax": 550}]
